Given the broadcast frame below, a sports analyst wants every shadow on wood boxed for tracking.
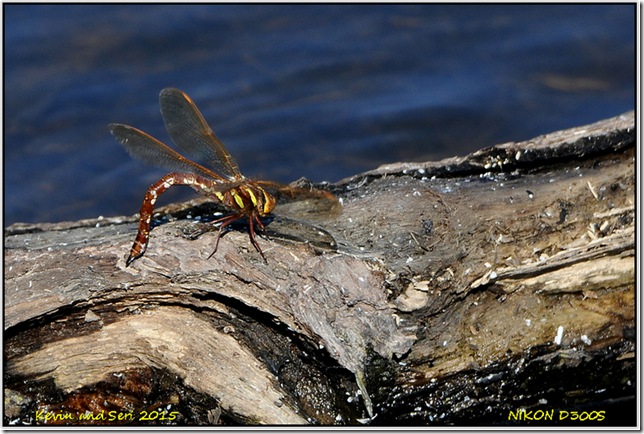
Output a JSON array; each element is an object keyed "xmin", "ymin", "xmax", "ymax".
[{"xmin": 4, "ymin": 111, "xmax": 635, "ymax": 426}]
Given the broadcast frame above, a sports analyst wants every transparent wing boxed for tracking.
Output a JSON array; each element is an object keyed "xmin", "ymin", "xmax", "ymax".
[
  {"xmin": 109, "ymin": 123, "xmax": 225, "ymax": 181},
  {"xmin": 159, "ymin": 88, "xmax": 242, "ymax": 181}
]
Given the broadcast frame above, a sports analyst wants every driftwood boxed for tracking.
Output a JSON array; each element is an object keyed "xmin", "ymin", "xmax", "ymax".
[{"xmin": 4, "ymin": 111, "xmax": 635, "ymax": 426}]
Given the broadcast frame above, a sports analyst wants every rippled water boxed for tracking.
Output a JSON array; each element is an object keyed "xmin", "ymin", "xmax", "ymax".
[{"xmin": 5, "ymin": 4, "xmax": 634, "ymax": 224}]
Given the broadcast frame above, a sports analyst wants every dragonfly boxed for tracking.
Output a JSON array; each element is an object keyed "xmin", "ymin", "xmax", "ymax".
[{"xmin": 109, "ymin": 88, "xmax": 339, "ymax": 266}]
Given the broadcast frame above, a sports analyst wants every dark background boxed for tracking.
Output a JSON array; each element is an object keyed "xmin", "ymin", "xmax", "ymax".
[{"xmin": 4, "ymin": 4, "xmax": 635, "ymax": 224}]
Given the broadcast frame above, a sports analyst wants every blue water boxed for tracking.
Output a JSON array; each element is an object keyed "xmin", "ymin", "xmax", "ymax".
[{"xmin": 5, "ymin": 4, "xmax": 635, "ymax": 224}]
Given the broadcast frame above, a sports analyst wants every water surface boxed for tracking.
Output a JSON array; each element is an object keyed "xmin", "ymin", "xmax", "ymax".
[{"xmin": 4, "ymin": 4, "xmax": 635, "ymax": 224}]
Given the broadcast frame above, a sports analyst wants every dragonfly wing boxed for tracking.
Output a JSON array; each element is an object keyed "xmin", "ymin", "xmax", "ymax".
[
  {"xmin": 159, "ymin": 88, "xmax": 242, "ymax": 181},
  {"xmin": 109, "ymin": 123, "xmax": 224, "ymax": 181}
]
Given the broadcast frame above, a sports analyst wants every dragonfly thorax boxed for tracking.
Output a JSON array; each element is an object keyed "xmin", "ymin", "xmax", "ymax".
[{"xmin": 214, "ymin": 183, "xmax": 276, "ymax": 217}]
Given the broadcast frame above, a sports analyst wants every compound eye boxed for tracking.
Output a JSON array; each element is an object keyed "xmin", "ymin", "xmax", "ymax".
[{"xmin": 262, "ymin": 191, "xmax": 276, "ymax": 215}]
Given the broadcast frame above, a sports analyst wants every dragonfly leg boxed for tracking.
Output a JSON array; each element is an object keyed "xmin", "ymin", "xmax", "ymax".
[
  {"xmin": 207, "ymin": 213, "xmax": 243, "ymax": 259},
  {"xmin": 248, "ymin": 214, "xmax": 268, "ymax": 262},
  {"xmin": 206, "ymin": 212, "xmax": 267, "ymax": 261}
]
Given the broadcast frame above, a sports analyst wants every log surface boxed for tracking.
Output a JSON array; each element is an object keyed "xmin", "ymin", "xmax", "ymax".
[{"xmin": 4, "ymin": 111, "xmax": 635, "ymax": 426}]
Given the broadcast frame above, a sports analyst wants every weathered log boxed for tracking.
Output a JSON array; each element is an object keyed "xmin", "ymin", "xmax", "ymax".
[{"xmin": 4, "ymin": 111, "xmax": 635, "ymax": 426}]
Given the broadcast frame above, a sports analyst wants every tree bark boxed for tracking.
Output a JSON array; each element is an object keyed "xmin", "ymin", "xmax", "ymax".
[{"xmin": 4, "ymin": 111, "xmax": 635, "ymax": 426}]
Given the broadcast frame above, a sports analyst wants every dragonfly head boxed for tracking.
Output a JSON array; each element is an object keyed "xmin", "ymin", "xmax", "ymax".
[{"xmin": 257, "ymin": 187, "xmax": 277, "ymax": 216}]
